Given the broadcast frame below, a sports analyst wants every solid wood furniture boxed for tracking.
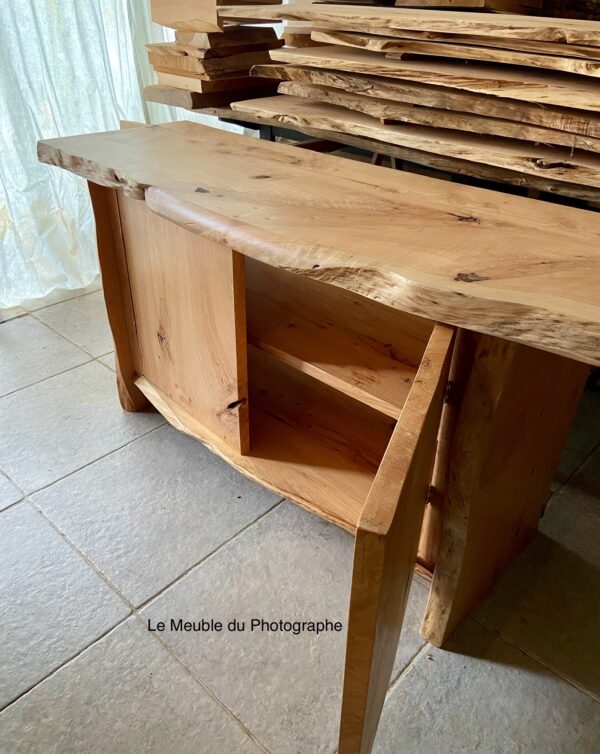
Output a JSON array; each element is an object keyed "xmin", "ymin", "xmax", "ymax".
[{"xmin": 38, "ymin": 122, "xmax": 595, "ymax": 754}]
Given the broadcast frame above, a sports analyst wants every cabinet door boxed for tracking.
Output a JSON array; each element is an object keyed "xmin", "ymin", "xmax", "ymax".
[
  {"xmin": 116, "ymin": 193, "xmax": 249, "ymax": 453},
  {"xmin": 339, "ymin": 323, "xmax": 454, "ymax": 754}
]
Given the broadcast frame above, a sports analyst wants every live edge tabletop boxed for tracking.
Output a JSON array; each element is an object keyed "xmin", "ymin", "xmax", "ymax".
[
  {"xmin": 38, "ymin": 121, "xmax": 597, "ymax": 754},
  {"xmin": 38, "ymin": 120, "xmax": 600, "ymax": 365}
]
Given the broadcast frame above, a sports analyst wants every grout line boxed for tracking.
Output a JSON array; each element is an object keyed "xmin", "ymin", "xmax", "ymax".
[
  {"xmin": 0, "ymin": 615, "xmax": 130, "ymax": 714},
  {"xmin": 135, "ymin": 498, "xmax": 285, "ymax": 611},
  {"xmin": 133, "ymin": 613, "xmax": 273, "ymax": 754},
  {"xmin": 26, "ymin": 498, "xmax": 136, "ymax": 608},
  {"xmin": 30, "ymin": 310, "xmax": 106, "ymax": 361},
  {"xmin": 93, "ymin": 353, "xmax": 115, "ymax": 373},
  {"xmin": 386, "ymin": 643, "xmax": 430, "ymax": 696},
  {"xmin": 24, "ymin": 422, "xmax": 166, "ymax": 498},
  {"xmin": 0, "ymin": 498, "xmax": 27, "ymax": 516},
  {"xmin": 5, "ymin": 496, "xmax": 283, "ymax": 748},
  {"xmin": 0, "ymin": 357, "xmax": 95, "ymax": 401},
  {"xmin": 0, "ymin": 467, "xmax": 26, "ymax": 497},
  {"xmin": 472, "ymin": 614, "xmax": 600, "ymax": 704},
  {"xmin": 22, "ymin": 284, "xmax": 101, "ymax": 314},
  {"xmin": 548, "ymin": 441, "xmax": 600, "ymax": 499}
]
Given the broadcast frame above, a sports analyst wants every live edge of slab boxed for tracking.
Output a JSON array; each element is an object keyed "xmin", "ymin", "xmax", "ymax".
[{"xmin": 38, "ymin": 120, "xmax": 600, "ymax": 366}]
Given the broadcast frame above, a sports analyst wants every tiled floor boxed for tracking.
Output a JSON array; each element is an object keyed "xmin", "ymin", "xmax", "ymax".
[{"xmin": 1, "ymin": 284, "xmax": 599, "ymax": 753}]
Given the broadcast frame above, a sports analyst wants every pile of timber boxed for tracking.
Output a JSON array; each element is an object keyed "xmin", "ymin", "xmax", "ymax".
[
  {"xmin": 144, "ymin": 1, "xmax": 284, "ymax": 110},
  {"xmin": 144, "ymin": 0, "xmax": 540, "ymax": 108},
  {"xmin": 214, "ymin": 3, "xmax": 600, "ymax": 201}
]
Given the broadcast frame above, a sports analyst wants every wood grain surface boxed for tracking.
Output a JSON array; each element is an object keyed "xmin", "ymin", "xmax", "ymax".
[
  {"xmin": 277, "ymin": 81, "xmax": 600, "ymax": 151},
  {"xmin": 311, "ymin": 29, "xmax": 600, "ymax": 77},
  {"xmin": 37, "ymin": 121, "xmax": 600, "ymax": 365},
  {"xmin": 252, "ymin": 63, "xmax": 600, "ymax": 138},
  {"xmin": 219, "ymin": 4, "xmax": 600, "ymax": 46},
  {"xmin": 270, "ymin": 46, "xmax": 600, "ymax": 111},
  {"xmin": 232, "ymin": 95, "xmax": 600, "ymax": 187}
]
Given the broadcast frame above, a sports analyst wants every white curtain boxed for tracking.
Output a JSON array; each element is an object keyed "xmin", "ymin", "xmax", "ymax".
[{"xmin": 0, "ymin": 0, "xmax": 244, "ymax": 308}]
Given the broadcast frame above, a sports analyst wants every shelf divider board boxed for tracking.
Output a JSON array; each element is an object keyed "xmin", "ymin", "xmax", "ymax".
[
  {"xmin": 116, "ymin": 193, "xmax": 250, "ymax": 453},
  {"xmin": 246, "ymin": 258, "xmax": 433, "ymax": 419}
]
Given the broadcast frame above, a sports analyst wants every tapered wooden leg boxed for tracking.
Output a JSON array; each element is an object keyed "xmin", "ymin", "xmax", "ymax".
[
  {"xmin": 88, "ymin": 182, "xmax": 148, "ymax": 412},
  {"xmin": 339, "ymin": 326, "xmax": 454, "ymax": 754},
  {"xmin": 421, "ymin": 331, "xmax": 589, "ymax": 646}
]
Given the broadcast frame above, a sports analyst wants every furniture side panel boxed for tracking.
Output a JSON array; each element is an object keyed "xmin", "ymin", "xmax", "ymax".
[
  {"xmin": 116, "ymin": 194, "xmax": 249, "ymax": 452},
  {"xmin": 88, "ymin": 183, "xmax": 147, "ymax": 412}
]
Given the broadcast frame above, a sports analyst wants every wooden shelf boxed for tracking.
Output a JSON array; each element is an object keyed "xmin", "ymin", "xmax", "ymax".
[
  {"xmin": 246, "ymin": 258, "xmax": 434, "ymax": 418},
  {"xmin": 135, "ymin": 348, "xmax": 396, "ymax": 532}
]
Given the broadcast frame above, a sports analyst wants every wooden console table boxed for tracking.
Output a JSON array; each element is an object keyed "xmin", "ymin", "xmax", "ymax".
[{"xmin": 38, "ymin": 121, "xmax": 598, "ymax": 754}]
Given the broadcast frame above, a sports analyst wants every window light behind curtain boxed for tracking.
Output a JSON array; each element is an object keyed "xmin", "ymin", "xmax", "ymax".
[{"xmin": 0, "ymin": 0, "xmax": 245, "ymax": 308}]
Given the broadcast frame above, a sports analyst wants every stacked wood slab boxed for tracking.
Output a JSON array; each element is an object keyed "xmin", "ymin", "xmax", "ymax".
[
  {"xmin": 216, "ymin": 3, "xmax": 600, "ymax": 200},
  {"xmin": 144, "ymin": 1, "xmax": 284, "ymax": 109}
]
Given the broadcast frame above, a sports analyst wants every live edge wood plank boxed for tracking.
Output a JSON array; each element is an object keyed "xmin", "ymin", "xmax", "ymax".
[
  {"xmin": 219, "ymin": 4, "xmax": 600, "ymax": 47},
  {"xmin": 37, "ymin": 121, "xmax": 600, "ymax": 365},
  {"xmin": 269, "ymin": 46, "xmax": 600, "ymax": 112},
  {"xmin": 310, "ymin": 29, "xmax": 600, "ymax": 61},
  {"xmin": 277, "ymin": 81, "xmax": 600, "ymax": 152},
  {"xmin": 311, "ymin": 30, "xmax": 600, "ymax": 77},
  {"xmin": 252, "ymin": 63, "xmax": 600, "ymax": 139},
  {"xmin": 232, "ymin": 95, "xmax": 600, "ymax": 189}
]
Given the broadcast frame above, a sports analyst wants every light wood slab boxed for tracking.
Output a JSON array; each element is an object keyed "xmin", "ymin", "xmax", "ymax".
[
  {"xmin": 174, "ymin": 26, "xmax": 280, "ymax": 49},
  {"xmin": 233, "ymin": 95, "xmax": 600, "ymax": 188},
  {"xmin": 156, "ymin": 71, "xmax": 268, "ymax": 92},
  {"xmin": 215, "ymin": 104, "xmax": 600, "ymax": 200},
  {"xmin": 252, "ymin": 63, "xmax": 600, "ymax": 138},
  {"xmin": 146, "ymin": 40, "xmax": 282, "ymax": 59},
  {"xmin": 144, "ymin": 83, "xmax": 276, "ymax": 109},
  {"xmin": 277, "ymin": 81, "xmax": 600, "ymax": 152},
  {"xmin": 37, "ymin": 121, "xmax": 600, "ymax": 365},
  {"xmin": 270, "ymin": 46, "xmax": 600, "ymax": 111},
  {"xmin": 219, "ymin": 4, "xmax": 600, "ymax": 46},
  {"xmin": 314, "ymin": 26, "xmax": 600, "ymax": 61},
  {"xmin": 311, "ymin": 30, "xmax": 600, "ymax": 77},
  {"xmin": 149, "ymin": 49, "xmax": 273, "ymax": 78},
  {"xmin": 335, "ymin": 29, "xmax": 600, "ymax": 59},
  {"xmin": 152, "ymin": 0, "xmax": 222, "ymax": 32},
  {"xmin": 152, "ymin": 0, "xmax": 282, "ymax": 32}
]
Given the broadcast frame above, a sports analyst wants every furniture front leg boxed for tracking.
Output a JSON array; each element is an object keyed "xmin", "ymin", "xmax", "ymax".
[
  {"xmin": 88, "ymin": 182, "xmax": 148, "ymax": 412},
  {"xmin": 339, "ymin": 326, "xmax": 453, "ymax": 754}
]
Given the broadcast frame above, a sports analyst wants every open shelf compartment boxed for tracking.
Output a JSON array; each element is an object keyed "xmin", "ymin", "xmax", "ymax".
[{"xmin": 246, "ymin": 258, "xmax": 435, "ymax": 419}]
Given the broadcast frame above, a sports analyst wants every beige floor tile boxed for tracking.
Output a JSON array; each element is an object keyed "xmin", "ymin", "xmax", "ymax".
[
  {"xmin": 569, "ymin": 446, "xmax": 600, "ymax": 498},
  {"xmin": 0, "ymin": 618, "xmax": 263, "ymax": 754},
  {"xmin": 0, "ymin": 503, "xmax": 129, "ymax": 710},
  {"xmin": 390, "ymin": 580, "xmax": 428, "ymax": 685},
  {"xmin": 142, "ymin": 502, "xmax": 427, "ymax": 754},
  {"xmin": 0, "ymin": 473, "xmax": 23, "ymax": 512},
  {"xmin": 0, "ymin": 316, "xmax": 89, "ymax": 396},
  {"xmin": 0, "ymin": 361, "xmax": 163, "ymax": 493},
  {"xmin": 33, "ymin": 425, "xmax": 281, "ymax": 606},
  {"xmin": 21, "ymin": 279, "xmax": 101, "ymax": 312},
  {"xmin": 555, "ymin": 390, "xmax": 600, "ymax": 487},
  {"xmin": 475, "ymin": 482, "xmax": 600, "ymax": 698},
  {"xmin": 0, "ymin": 306, "xmax": 26, "ymax": 324},
  {"xmin": 373, "ymin": 619, "xmax": 600, "ymax": 754},
  {"xmin": 35, "ymin": 290, "xmax": 113, "ymax": 357}
]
